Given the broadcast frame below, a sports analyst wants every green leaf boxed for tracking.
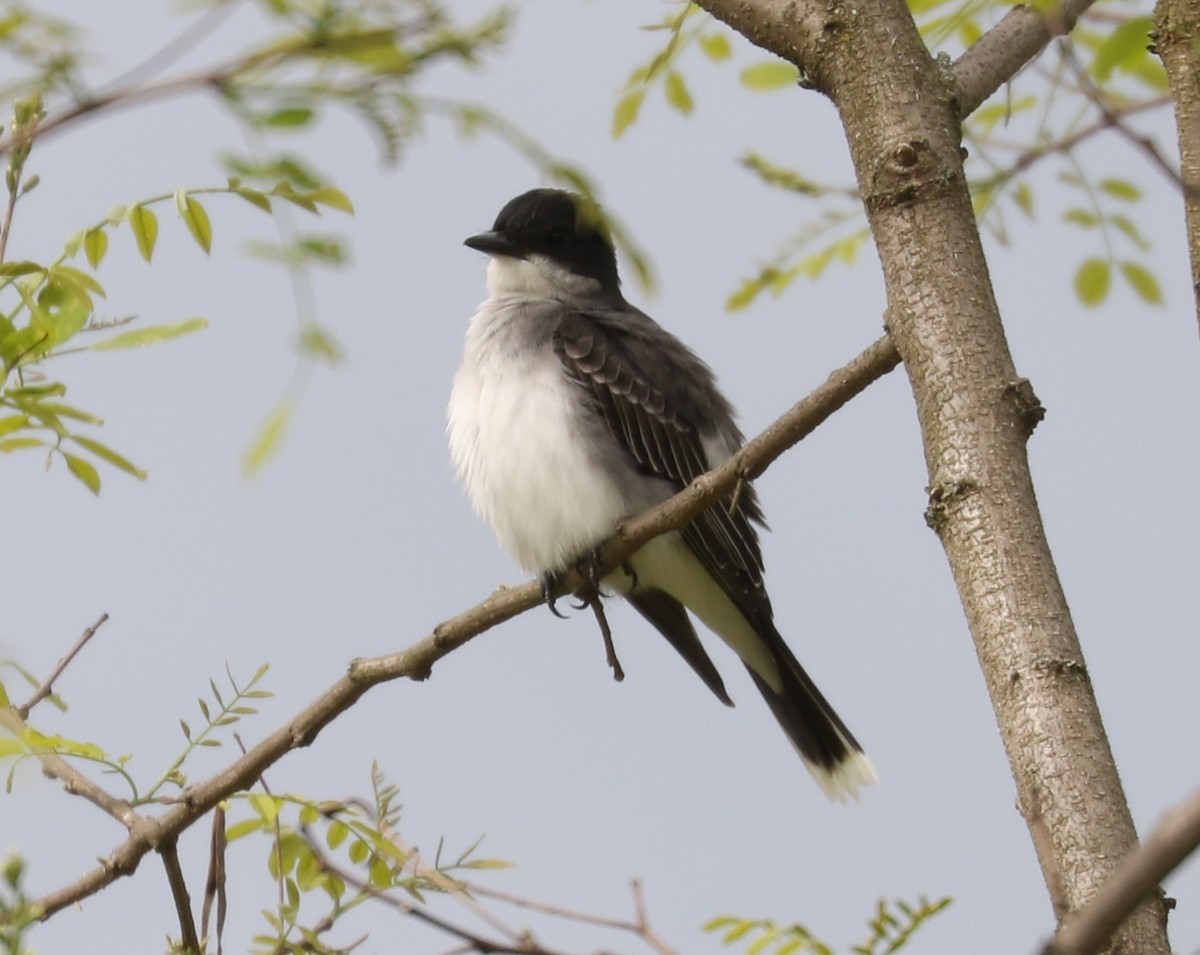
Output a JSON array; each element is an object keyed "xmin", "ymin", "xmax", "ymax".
[
  {"xmin": 63, "ymin": 453, "xmax": 101, "ymax": 494},
  {"xmin": 1092, "ymin": 16, "xmax": 1153, "ymax": 81},
  {"xmin": 698, "ymin": 32, "xmax": 732, "ymax": 62},
  {"xmin": 0, "ymin": 260, "xmax": 43, "ymax": 279},
  {"xmin": 176, "ymin": 191, "xmax": 213, "ymax": 254},
  {"xmin": 242, "ymin": 399, "xmax": 294, "ymax": 474},
  {"xmin": 1108, "ymin": 213, "xmax": 1152, "ymax": 251},
  {"xmin": 233, "ymin": 186, "xmax": 272, "ymax": 212},
  {"xmin": 307, "ymin": 186, "xmax": 354, "ymax": 214},
  {"xmin": 664, "ymin": 70, "xmax": 694, "ymax": 115},
  {"xmin": 128, "ymin": 205, "xmax": 159, "ymax": 262},
  {"xmin": 32, "ymin": 281, "xmax": 91, "ymax": 347},
  {"xmin": 1097, "ymin": 178, "xmax": 1141, "ymax": 202},
  {"xmin": 298, "ymin": 324, "xmax": 344, "ymax": 364},
  {"xmin": 327, "ymin": 821, "xmax": 350, "ymax": 849},
  {"xmin": 727, "ymin": 275, "xmax": 766, "ymax": 311},
  {"xmin": 1062, "ymin": 208, "xmax": 1099, "ymax": 228},
  {"xmin": 51, "ymin": 265, "xmax": 105, "ymax": 298},
  {"xmin": 1075, "ymin": 258, "xmax": 1111, "ymax": 306},
  {"xmin": 249, "ymin": 793, "xmax": 281, "ymax": 823},
  {"xmin": 31, "ymin": 401, "xmax": 102, "ymax": 425},
  {"xmin": 269, "ymin": 182, "xmax": 318, "ymax": 212},
  {"xmin": 68, "ymin": 435, "xmax": 148, "ymax": 479},
  {"xmin": 1012, "ymin": 182, "xmax": 1034, "ymax": 217},
  {"xmin": 91, "ymin": 317, "xmax": 208, "ymax": 351},
  {"xmin": 1119, "ymin": 261, "xmax": 1162, "ymax": 304},
  {"xmin": 84, "ymin": 228, "xmax": 108, "ymax": 269},
  {"xmin": 225, "ymin": 818, "xmax": 264, "ymax": 841},
  {"xmin": 265, "ymin": 107, "xmax": 315, "ymax": 127},
  {"xmin": 0, "ymin": 414, "xmax": 28, "ymax": 436},
  {"xmin": 0, "ymin": 437, "xmax": 43, "ymax": 452},
  {"xmin": 612, "ymin": 89, "xmax": 645, "ymax": 138},
  {"xmin": 368, "ymin": 856, "xmax": 392, "ymax": 889},
  {"xmin": 740, "ymin": 60, "xmax": 799, "ymax": 90}
]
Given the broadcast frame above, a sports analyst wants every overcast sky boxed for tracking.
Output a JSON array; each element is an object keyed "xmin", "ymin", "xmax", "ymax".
[{"xmin": 4, "ymin": 2, "xmax": 1198, "ymax": 954}]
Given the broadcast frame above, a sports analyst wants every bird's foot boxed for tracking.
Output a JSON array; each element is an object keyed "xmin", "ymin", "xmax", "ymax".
[
  {"xmin": 540, "ymin": 551, "xmax": 625, "ymax": 683},
  {"xmin": 569, "ymin": 548, "xmax": 607, "ymax": 609},
  {"xmin": 539, "ymin": 571, "xmax": 569, "ymax": 619},
  {"xmin": 587, "ymin": 594, "xmax": 625, "ymax": 683}
]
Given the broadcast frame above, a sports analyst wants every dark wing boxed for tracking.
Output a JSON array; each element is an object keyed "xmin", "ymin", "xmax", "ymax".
[
  {"xmin": 555, "ymin": 310, "xmax": 871, "ymax": 790},
  {"xmin": 552, "ymin": 310, "xmax": 775, "ymax": 633}
]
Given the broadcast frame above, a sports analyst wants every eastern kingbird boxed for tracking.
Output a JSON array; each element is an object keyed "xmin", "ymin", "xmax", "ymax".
[{"xmin": 448, "ymin": 189, "xmax": 876, "ymax": 801}]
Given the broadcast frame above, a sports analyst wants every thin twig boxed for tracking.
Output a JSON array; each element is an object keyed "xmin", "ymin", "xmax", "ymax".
[
  {"xmin": 467, "ymin": 880, "xmax": 678, "ymax": 955},
  {"xmin": 233, "ymin": 732, "xmax": 285, "ymax": 910},
  {"xmin": 17, "ymin": 612, "xmax": 109, "ymax": 718},
  {"xmin": 97, "ymin": 0, "xmax": 246, "ymax": 94},
  {"xmin": 0, "ymin": 46, "xmax": 292, "ymax": 161},
  {"xmin": 302, "ymin": 834, "xmax": 561, "ymax": 955},
  {"xmin": 161, "ymin": 838, "xmax": 201, "ymax": 955},
  {"xmin": 630, "ymin": 881, "xmax": 677, "ymax": 955},
  {"xmin": 17, "ymin": 334, "xmax": 901, "ymax": 924},
  {"xmin": 1056, "ymin": 40, "xmax": 1188, "ymax": 192},
  {"xmin": 0, "ymin": 167, "xmax": 21, "ymax": 265},
  {"xmin": 975, "ymin": 95, "xmax": 1169, "ymax": 181}
]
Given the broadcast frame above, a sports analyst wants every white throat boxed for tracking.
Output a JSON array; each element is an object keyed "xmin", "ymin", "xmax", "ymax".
[{"xmin": 485, "ymin": 254, "xmax": 602, "ymax": 300}]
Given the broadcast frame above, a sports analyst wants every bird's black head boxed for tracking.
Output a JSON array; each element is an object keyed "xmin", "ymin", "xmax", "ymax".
[{"xmin": 465, "ymin": 189, "xmax": 621, "ymax": 294}]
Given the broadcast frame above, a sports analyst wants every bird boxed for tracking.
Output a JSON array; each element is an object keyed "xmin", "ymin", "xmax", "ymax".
[{"xmin": 448, "ymin": 188, "xmax": 876, "ymax": 801}]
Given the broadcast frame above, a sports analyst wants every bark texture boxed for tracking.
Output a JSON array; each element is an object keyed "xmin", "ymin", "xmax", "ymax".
[
  {"xmin": 1154, "ymin": 0, "xmax": 1200, "ymax": 330},
  {"xmin": 693, "ymin": 1, "xmax": 1173, "ymax": 951}
]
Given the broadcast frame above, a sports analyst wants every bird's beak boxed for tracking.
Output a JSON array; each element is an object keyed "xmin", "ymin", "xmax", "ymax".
[{"xmin": 464, "ymin": 230, "xmax": 524, "ymax": 258}]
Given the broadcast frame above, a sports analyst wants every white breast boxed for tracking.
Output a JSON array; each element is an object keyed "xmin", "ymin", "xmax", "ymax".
[{"xmin": 448, "ymin": 299, "xmax": 638, "ymax": 574}]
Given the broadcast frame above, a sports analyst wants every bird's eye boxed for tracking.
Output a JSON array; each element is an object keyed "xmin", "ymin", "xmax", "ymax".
[{"xmin": 546, "ymin": 227, "xmax": 570, "ymax": 248}]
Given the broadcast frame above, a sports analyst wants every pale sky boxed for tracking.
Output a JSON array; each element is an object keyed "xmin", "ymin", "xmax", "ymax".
[{"xmin": 4, "ymin": 2, "xmax": 1198, "ymax": 954}]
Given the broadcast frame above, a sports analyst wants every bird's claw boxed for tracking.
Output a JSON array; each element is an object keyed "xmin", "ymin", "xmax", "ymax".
[
  {"xmin": 539, "ymin": 552, "xmax": 624, "ymax": 682},
  {"xmin": 539, "ymin": 573, "xmax": 569, "ymax": 619}
]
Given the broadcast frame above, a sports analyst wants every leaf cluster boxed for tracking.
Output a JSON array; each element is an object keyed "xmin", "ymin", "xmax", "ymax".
[
  {"xmin": 221, "ymin": 762, "xmax": 510, "ymax": 955},
  {"xmin": 616, "ymin": 0, "xmax": 1171, "ymax": 314},
  {"xmin": 705, "ymin": 895, "xmax": 951, "ymax": 955},
  {"xmin": 0, "ymin": 662, "xmax": 272, "ymax": 803},
  {"xmin": 0, "ymin": 151, "xmax": 350, "ymax": 492},
  {"xmin": 215, "ymin": 0, "xmax": 513, "ymax": 166}
]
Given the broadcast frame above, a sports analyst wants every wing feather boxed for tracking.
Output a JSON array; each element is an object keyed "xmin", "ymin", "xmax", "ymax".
[{"xmin": 553, "ymin": 311, "xmax": 773, "ymax": 628}]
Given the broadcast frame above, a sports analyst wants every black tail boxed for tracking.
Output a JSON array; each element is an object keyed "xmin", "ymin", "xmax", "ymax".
[{"xmin": 745, "ymin": 629, "xmax": 877, "ymax": 802}]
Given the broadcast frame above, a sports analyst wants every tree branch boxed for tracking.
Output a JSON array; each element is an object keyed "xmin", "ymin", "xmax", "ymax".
[
  {"xmin": 692, "ymin": 1, "xmax": 1171, "ymax": 952},
  {"xmin": 690, "ymin": 0, "xmax": 1099, "ymax": 119},
  {"xmin": 0, "ymin": 47, "xmax": 292, "ymax": 161},
  {"xmin": 17, "ymin": 334, "xmax": 899, "ymax": 925},
  {"xmin": 1056, "ymin": 41, "xmax": 1184, "ymax": 189},
  {"xmin": 1042, "ymin": 787, "xmax": 1200, "ymax": 955},
  {"xmin": 0, "ymin": 704, "xmax": 140, "ymax": 830},
  {"xmin": 952, "ymin": 0, "xmax": 1098, "ymax": 118},
  {"xmin": 16, "ymin": 613, "xmax": 109, "ymax": 718},
  {"xmin": 1153, "ymin": 0, "xmax": 1200, "ymax": 330},
  {"xmin": 160, "ymin": 839, "xmax": 201, "ymax": 955}
]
